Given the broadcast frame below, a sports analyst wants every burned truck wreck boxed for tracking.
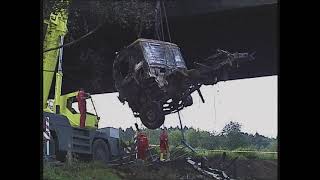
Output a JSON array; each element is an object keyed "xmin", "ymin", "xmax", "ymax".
[{"xmin": 113, "ymin": 39, "xmax": 254, "ymax": 129}]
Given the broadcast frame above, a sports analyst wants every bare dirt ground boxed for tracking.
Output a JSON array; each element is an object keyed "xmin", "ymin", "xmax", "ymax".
[
  {"xmin": 206, "ymin": 157, "xmax": 277, "ymax": 180},
  {"xmin": 113, "ymin": 157, "xmax": 277, "ymax": 180}
]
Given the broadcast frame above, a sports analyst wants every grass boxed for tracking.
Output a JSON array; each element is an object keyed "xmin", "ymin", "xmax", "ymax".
[
  {"xmin": 195, "ymin": 148, "xmax": 278, "ymax": 160},
  {"xmin": 43, "ymin": 146, "xmax": 277, "ymax": 179},
  {"xmin": 154, "ymin": 143, "xmax": 278, "ymax": 160},
  {"xmin": 43, "ymin": 161, "xmax": 123, "ymax": 180},
  {"xmin": 168, "ymin": 146, "xmax": 278, "ymax": 160}
]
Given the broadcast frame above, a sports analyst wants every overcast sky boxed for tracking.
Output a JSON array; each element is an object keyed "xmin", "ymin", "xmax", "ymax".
[{"xmin": 86, "ymin": 75, "xmax": 277, "ymax": 138}]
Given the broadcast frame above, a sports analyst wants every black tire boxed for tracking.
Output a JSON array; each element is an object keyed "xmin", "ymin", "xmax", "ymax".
[
  {"xmin": 53, "ymin": 136, "xmax": 66, "ymax": 162},
  {"xmin": 92, "ymin": 139, "xmax": 110, "ymax": 163},
  {"xmin": 140, "ymin": 102, "xmax": 165, "ymax": 129},
  {"xmin": 184, "ymin": 95, "xmax": 193, "ymax": 107},
  {"xmin": 56, "ymin": 151, "xmax": 67, "ymax": 162}
]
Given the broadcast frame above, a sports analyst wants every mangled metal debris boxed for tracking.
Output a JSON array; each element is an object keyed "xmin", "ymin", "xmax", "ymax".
[
  {"xmin": 186, "ymin": 157, "xmax": 235, "ymax": 180},
  {"xmin": 113, "ymin": 38, "xmax": 254, "ymax": 129}
]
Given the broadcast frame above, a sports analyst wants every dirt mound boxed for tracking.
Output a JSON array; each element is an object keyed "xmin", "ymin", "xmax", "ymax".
[
  {"xmin": 113, "ymin": 158, "xmax": 277, "ymax": 180},
  {"xmin": 206, "ymin": 157, "xmax": 277, "ymax": 180},
  {"xmin": 114, "ymin": 159, "xmax": 211, "ymax": 180}
]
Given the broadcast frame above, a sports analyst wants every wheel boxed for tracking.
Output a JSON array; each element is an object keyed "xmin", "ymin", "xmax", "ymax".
[
  {"xmin": 183, "ymin": 95, "xmax": 193, "ymax": 107},
  {"xmin": 53, "ymin": 136, "xmax": 66, "ymax": 162},
  {"xmin": 140, "ymin": 101, "xmax": 165, "ymax": 129},
  {"xmin": 56, "ymin": 151, "xmax": 67, "ymax": 162},
  {"xmin": 92, "ymin": 139, "xmax": 110, "ymax": 163}
]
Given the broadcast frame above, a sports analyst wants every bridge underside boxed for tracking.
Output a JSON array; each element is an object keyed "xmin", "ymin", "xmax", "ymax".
[{"xmin": 47, "ymin": 2, "xmax": 278, "ymax": 97}]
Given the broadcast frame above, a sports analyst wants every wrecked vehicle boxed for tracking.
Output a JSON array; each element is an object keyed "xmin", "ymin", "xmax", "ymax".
[{"xmin": 113, "ymin": 38, "xmax": 254, "ymax": 129}]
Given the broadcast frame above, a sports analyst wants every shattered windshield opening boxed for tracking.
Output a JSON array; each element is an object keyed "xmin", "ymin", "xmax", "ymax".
[
  {"xmin": 172, "ymin": 47, "xmax": 185, "ymax": 67},
  {"xmin": 166, "ymin": 46, "xmax": 176, "ymax": 66},
  {"xmin": 143, "ymin": 42, "xmax": 167, "ymax": 64},
  {"xmin": 142, "ymin": 42, "xmax": 180, "ymax": 67}
]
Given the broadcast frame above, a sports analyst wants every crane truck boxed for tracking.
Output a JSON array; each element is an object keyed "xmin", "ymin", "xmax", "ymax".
[
  {"xmin": 42, "ymin": 0, "xmax": 122, "ymax": 163},
  {"xmin": 43, "ymin": 0, "xmax": 254, "ymax": 163}
]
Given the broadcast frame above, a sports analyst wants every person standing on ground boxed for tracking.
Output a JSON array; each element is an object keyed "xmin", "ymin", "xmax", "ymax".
[
  {"xmin": 134, "ymin": 123, "xmax": 150, "ymax": 161},
  {"xmin": 76, "ymin": 88, "xmax": 90, "ymax": 128},
  {"xmin": 137, "ymin": 131, "xmax": 149, "ymax": 161},
  {"xmin": 160, "ymin": 128, "xmax": 170, "ymax": 161}
]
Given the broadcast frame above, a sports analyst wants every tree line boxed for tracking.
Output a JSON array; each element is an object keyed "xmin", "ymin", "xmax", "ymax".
[{"xmin": 119, "ymin": 121, "xmax": 277, "ymax": 151}]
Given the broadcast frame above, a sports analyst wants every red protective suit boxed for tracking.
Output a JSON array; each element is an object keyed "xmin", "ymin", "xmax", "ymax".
[
  {"xmin": 137, "ymin": 132, "xmax": 149, "ymax": 160},
  {"xmin": 160, "ymin": 130, "xmax": 169, "ymax": 153},
  {"xmin": 77, "ymin": 90, "xmax": 87, "ymax": 128}
]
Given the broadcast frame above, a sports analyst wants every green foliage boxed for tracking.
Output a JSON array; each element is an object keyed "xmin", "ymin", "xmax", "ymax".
[
  {"xmin": 87, "ymin": 0, "xmax": 155, "ymax": 29},
  {"xmin": 43, "ymin": 161, "xmax": 121, "ymax": 180},
  {"xmin": 185, "ymin": 128, "xmax": 200, "ymax": 147},
  {"xmin": 266, "ymin": 138, "xmax": 277, "ymax": 151},
  {"xmin": 195, "ymin": 148, "xmax": 277, "ymax": 160},
  {"xmin": 221, "ymin": 121, "xmax": 242, "ymax": 136},
  {"xmin": 44, "ymin": 0, "xmax": 157, "ymax": 40},
  {"xmin": 119, "ymin": 127, "xmax": 136, "ymax": 144},
  {"xmin": 168, "ymin": 129, "xmax": 183, "ymax": 146},
  {"xmin": 119, "ymin": 120, "xmax": 277, "ymax": 155},
  {"xmin": 145, "ymin": 128, "xmax": 161, "ymax": 145}
]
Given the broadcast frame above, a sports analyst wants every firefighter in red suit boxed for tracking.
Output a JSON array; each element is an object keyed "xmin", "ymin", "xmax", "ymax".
[
  {"xmin": 137, "ymin": 131, "xmax": 149, "ymax": 160},
  {"xmin": 160, "ymin": 128, "xmax": 169, "ymax": 161},
  {"xmin": 76, "ymin": 88, "xmax": 90, "ymax": 128}
]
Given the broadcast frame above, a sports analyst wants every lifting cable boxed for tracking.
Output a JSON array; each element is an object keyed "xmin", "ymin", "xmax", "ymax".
[
  {"xmin": 159, "ymin": 1, "xmax": 165, "ymax": 41},
  {"xmin": 154, "ymin": 11, "xmax": 161, "ymax": 41},
  {"xmin": 161, "ymin": 0, "xmax": 171, "ymax": 42},
  {"xmin": 154, "ymin": 0, "xmax": 171, "ymax": 42},
  {"xmin": 136, "ymin": 0, "xmax": 146, "ymax": 38},
  {"xmin": 177, "ymin": 111, "xmax": 185, "ymax": 141},
  {"xmin": 155, "ymin": 0, "xmax": 164, "ymax": 41},
  {"xmin": 213, "ymin": 87, "xmax": 217, "ymax": 126},
  {"xmin": 90, "ymin": 97, "xmax": 99, "ymax": 119}
]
